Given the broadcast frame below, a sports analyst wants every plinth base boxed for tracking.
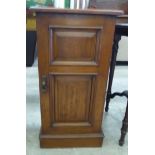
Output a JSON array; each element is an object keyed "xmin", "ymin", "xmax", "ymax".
[{"xmin": 40, "ymin": 132, "xmax": 104, "ymax": 148}]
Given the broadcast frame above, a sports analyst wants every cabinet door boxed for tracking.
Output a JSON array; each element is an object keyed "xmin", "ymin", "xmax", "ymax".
[{"xmin": 37, "ymin": 14, "xmax": 115, "ymax": 134}]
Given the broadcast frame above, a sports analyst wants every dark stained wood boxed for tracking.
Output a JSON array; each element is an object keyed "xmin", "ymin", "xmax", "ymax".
[
  {"xmin": 35, "ymin": 7, "xmax": 121, "ymax": 148},
  {"xmin": 31, "ymin": 6, "xmax": 123, "ymax": 16},
  {"xmin": 105, "ymin": 34, "xmax": 121, "ymax": 112},
  {"xmin": 116, "ymin": 15, "xmax": 128, "ymax": 24},
  {"xmin": 119, "ymin": 102, "xmax": 128, "ymax": 146},
  {"xmin": 89, "ymin": 0, "xmax": 128, "ymax": 14},
  {"xmin": 119, "ymin": 91, "xmax": 128, "ymax": 146},
  {"xmin": 89, "ymin": 0, "xmax": 128, "ymax": 24}
]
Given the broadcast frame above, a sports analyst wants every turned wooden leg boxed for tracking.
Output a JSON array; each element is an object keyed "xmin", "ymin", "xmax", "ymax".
[
  {"xmin": 105, "ymin": 34, "xmax": 121, "ymax": 112},
  {"xmin": 119, "ymin": 102, "xmax": 128, "ymax": 146}
]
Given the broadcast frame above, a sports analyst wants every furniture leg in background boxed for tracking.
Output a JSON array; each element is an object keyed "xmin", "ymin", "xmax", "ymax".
[
  {"xmin": 106, "ymin": 91, "xmax": 128, "ymax": 146},
  {"xmin": 105, "ymin": 33, "xmax": 121, "ymax": 112},
  {"xmin": 119, "ymin": 100, "xmax": 128, "ymax": 146},
  {"xmin": 105, "ymin": 24, "xmax": 128, "ymax": 112},
  {"xmin": 105, "ymin": 24, "xmax": 128, "ymax": 146}
]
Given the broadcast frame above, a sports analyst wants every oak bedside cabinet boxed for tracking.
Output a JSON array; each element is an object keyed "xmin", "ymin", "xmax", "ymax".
[{"xmin": 32, "ymin": 7, "xmax": 123, "ymax": 148}]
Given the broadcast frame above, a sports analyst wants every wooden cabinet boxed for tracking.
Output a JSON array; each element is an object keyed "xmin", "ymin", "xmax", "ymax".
[{"xmin": 34, "ymin": 8, "xmax": 123, "ymax": 148}]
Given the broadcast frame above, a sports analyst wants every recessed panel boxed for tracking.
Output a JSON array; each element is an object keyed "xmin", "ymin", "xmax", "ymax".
[
  {"xmin": 49, "ymin": 75, "xmax": 95, "ymax": 124},
  {"xmin": 49, "ymin": 27, "xmax": 101, "ymax": 65}
]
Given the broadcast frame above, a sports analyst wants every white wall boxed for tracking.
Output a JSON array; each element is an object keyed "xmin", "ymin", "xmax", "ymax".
[{"xmin": 117, "ymin": 36, "xmax": 128, "ymax": 61}]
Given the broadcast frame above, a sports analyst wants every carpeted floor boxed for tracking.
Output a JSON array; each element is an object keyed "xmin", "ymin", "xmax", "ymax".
[{"xmin": 26, "ymin": 64, "xmax": 128, "ymax": 155}]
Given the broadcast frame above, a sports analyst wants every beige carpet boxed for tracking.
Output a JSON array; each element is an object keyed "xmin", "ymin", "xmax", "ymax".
[{"xmin": 26, "ymin": 65, "xmax": 128, "ymax": 155}]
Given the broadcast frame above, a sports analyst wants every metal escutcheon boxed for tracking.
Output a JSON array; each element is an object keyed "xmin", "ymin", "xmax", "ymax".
[{"xmin": 41, "ymin": 75, "xmax": 47, "ymax": 93}]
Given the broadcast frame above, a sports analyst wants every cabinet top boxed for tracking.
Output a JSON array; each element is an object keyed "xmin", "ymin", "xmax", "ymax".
[{"xmin": 30, "ymin": 6, "xmax": 124, "ymax": 16}]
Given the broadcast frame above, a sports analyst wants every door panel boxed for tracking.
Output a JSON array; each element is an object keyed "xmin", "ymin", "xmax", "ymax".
[
  {"xmin": 49, "ymin": 26, "xmax": 102, "ymax": 65},
  {"xmin": 53, "ymin": 75, "xmax": 92, "ymax": 122},
  {"xmin": 48, "ymin": 74, "xmax": 97, "ymax": 131}
]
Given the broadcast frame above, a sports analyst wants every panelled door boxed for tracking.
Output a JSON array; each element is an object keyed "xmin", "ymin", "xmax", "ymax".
[{"xmin": 37, "ymin": 13, "xmax": 115, "ymax": 135}]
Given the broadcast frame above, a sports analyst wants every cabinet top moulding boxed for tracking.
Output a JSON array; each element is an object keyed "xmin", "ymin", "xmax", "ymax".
[{"xmin": 30, "ymin": 6, "xmax": 124, "ymax": 16}]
